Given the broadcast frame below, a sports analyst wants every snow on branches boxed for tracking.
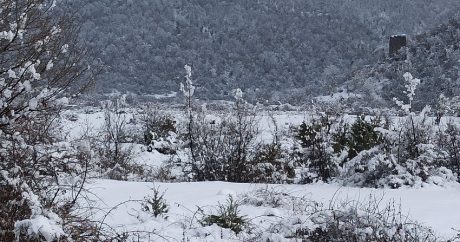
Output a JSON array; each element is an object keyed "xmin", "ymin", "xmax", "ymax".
[
  {"xmin": 0, "ymin": 0, "xmax": 93, "ymax": 240},
  {"xmin": 393, "ymin": 72, "xmax": 421, "ymax": 114},
  {"xmin": 0, "ymin": 0, "xmax": 89, "ymax": 128}
]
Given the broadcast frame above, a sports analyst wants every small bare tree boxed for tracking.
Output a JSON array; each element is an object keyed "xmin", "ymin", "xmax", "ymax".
[
  {"xmin": 180, "ymin": 78, "xmax": 258, "ymax": 181},
  {"xmin": 97, "ymin": 96, "xmax": 138, "ymax": 180}
]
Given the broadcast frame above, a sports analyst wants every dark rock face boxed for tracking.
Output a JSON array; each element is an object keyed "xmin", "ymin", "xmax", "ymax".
[{"xmin": 389, "ymin": 35, "xmax": 407, "ymax": 59}]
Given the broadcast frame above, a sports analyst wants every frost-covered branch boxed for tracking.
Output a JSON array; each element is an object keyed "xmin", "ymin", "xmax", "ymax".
[{"xmin": 393, "ymin": 72, "xmax": 420, "ymax": 114}]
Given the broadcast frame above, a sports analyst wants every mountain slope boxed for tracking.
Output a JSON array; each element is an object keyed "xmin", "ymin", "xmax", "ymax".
[
  {"xmin": 345, "ymin": 18, "xmax": 460, "ymax": 110},
  {"xmin": 59, "ymin": 0, "xmax": 460, "ymax": 103}
]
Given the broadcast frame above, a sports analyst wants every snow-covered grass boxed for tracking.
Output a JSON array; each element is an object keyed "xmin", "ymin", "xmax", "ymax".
[
  {"xmin": 85, "ymin": 179, "xmax": 460, "ymax": 241},
  {"xmin": 58, "ymin": 106, "xmax": 460, "ymax": 241}
]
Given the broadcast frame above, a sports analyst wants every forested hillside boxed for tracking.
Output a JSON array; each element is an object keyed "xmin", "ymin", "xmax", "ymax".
[
  {"xmin": 59, "ymin": 0, "xmax": 460, "ymax": 103},
  {"xmin": 346, "ymin": 18, "xmax": 460, "ymax": 111}
]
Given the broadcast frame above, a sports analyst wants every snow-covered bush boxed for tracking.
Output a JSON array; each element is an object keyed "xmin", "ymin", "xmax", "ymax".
[
  {"xmin": 241, "ymin": 188, "xmax": 437, "ymax": 241},
  {"xmin": 245, "ymin": 112, "xmax": 295, "ymax": 184},
  {"xmin": 437, "ymin": 121, "xmax": 460, "ymax": 180},
  {"xmin": 341, "ymin": 148, "xmax": 399, "ymax": 188},
  {"xmin": 239, "ymin": 187, "xmax": 289, "ymax": 208},
  {"xmin": 142, "ymin": 108, "xmax": 178, "ymax": 155},
  {"xmin": 239, "ymin": 187, "xmax": 318, "ymax": 213},
  {"xmin": 382, "ymin": 73, "xmax": 457, "ymax": 186},
  {"xmin": 339, "ymin": 73, "xmax": 458, "ymax": 188},
  {"xmin": 200, "ymin": 196, "xmax": 247, "ymax": 234},
  {"xmin": 306, "ymin": 197, "xmax": 438, "ymax": 242},
  {"xmin": 340, "ymin": 119, "xmax": 456, "ymax": 187},
  {"xmin": 0, "ymin": 0, "xmax": 105, "ymax": 240},
  {"xmin": 180, "ymin": 67, "xmax": 258, "ymax": 182},
  {"xmin": 248, "ymin": 142, "xmax": 295, "ymax": 184},
  {"xmin": 392, "ymin": 73, "xmax": 431, "ymax": 161},
  {"xmin": 396, "ymin": 111, "xmax": 432, "ymax": 162},
  {"xmin": 95, "ymin": 97, "xmax": 141, "ymax": 180},
  {"xmin": 294, "ymin": 115, "xmax": 339, "ymax": 182},
  {"xmin": 333, "ymin": 115, "xmax": 385, "ymax": 162},
  {"xmin": 336, "ymin": 120, "xmax": 458, "ymax": 188}
]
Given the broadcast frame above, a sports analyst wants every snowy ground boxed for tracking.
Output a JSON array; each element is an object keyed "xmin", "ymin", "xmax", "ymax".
[
  {"xmin": 61, "ymin": 107, "xmax": 460, "ymax": 241},
  {"xmin": 86, "ymin": 179, "xmax": 460, "ymax": 241}
]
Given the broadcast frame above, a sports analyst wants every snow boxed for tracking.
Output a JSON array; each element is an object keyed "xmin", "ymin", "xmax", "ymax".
[
  {"xmin": 85, "ymin": 179, "xmax": 460, "ymax": 240},
  {"xmin": 23, "ymin": 80, "xmax": 31, "ymax": 92},
  {"xmin": 8, "ymin": 69, "xmax": 16, "ymax": 78},
  {"xmin": 130, "ymin": 144, "xmax": 169, "ymax": 167},
  {"xmin": 0, "ymin": 30, "xmax": 15, "ymax": 41},
  {"xmin": 233, "ymin": 88, "xmax": 243, "ymax": 100},
  {"xmin": 391, "ymin": 34, "xmax": 407, "ymax": 37},
  {"xmin": 3, "ymin": 89, "xmax": 12, "ymax": 98},
  {"xmin": 315, "ymin": 91, "xmax": 362, "ymax": 103},
  {"xmin": 146, "ymin": 91, "xmax": 177, "ymax": 99},
  {"xmin": 55, "ymin": 105, "xmax": 460, "ymax": 241},
  {"xmin": 14, "ymin": 215, "xmax": 65, "ymax": 242},
  {"xmin": 61, "ymin": 44, "xmax": 69, "ymax": 53},
  {"xmin": 29, "ymin": 98, "xmax": 38, "ymax": 109},
  {"xmin": 46, "ymin": 60, "xmax": 54, "ymax": 70},
  {"xmin": 24, "ymin": 61, "xmax": 41, "ymax": 80}
]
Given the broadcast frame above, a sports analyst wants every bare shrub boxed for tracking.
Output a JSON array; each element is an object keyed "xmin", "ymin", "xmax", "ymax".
[
  {"xmin": 180, "ymin": 67, "xmax": 258, "ymax": 182},
  {"xmin": 183, "ymin": 106, "xmax": 257, "ymax": 182},
  {"xmin": 95, "ymin": 97, "xmax": 140, "ymax": 180}
]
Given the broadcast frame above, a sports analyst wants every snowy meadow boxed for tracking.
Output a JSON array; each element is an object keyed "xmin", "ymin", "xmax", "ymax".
[
  {"xmin": 55, "ymin": 94, "xmax": 460, "ymax": 241},
  {"xmin": 3, "ymin": 1, "xmax": 460, "ymax": 241}
]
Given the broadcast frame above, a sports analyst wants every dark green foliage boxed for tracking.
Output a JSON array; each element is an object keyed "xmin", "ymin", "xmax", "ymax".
[
  {"xmin": 437, "ymin": 122, "xmax": 460, "ymax": 178},
  {"xmin": 143, "ymin": 111, "xmax": 177, "ymax": 154},
  {"xmin": 295, "ymin": 117, "xmax": 337, "ymax": 182},
  {"xmin": 398, "ymin": 115, "xmax": 431, "ymax": 161},
  {"xmin": 348, "ymin": 116, "xmax": 383, "ymax": 158},
  {"xmin": 334, "ymin": 115, "xmax": 384, "ymax": 161},
  {"xmin": 144, "ymin": 116, "xmax": 176, "ymax": 146},
  {"xmin": 142, "ymin": 186, "xmax": 169, "ymax": 218},
  {"xmin": 296, "ymin": 116, "xmax": 332, "ymax": 148},
  {"xmin": 249, "ymin": 143, "xmax": 295, "ymax": 183},
  {"xmin": 201, "ymin": 196, "xmax": 246, "ymax": 234}
]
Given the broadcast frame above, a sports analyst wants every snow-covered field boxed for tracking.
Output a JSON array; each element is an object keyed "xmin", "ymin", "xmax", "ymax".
[
  {"xmin": 61, "ymin": 107, "xmax": 460, "ymax": 241},
  {"xmin": 87, "ymin": 179, "xmax": 460, "ymax": 241}
]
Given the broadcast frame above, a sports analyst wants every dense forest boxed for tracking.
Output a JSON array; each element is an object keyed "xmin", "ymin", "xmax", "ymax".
[{"xmin": 58, "ymin": 0, "xmax": 460, "ymax": 103}]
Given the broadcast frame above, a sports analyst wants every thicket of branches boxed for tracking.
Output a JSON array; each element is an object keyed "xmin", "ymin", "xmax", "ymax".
[{"xmin": 0, "ymin": 0, "xmax": 101, "ymax": 240}]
